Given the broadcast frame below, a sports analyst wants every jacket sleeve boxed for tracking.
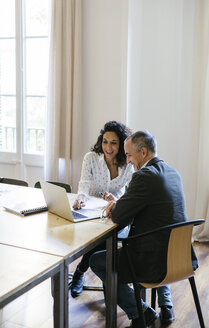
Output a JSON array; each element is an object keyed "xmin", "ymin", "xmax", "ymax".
[{"xmin": 111, "ymin": 171, "xmax": 148, "ymax": 227}]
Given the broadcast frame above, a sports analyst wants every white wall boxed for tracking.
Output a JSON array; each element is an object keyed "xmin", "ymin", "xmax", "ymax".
[
  {"xmin": 81, "ymin": 0, "xmax": 129, "ymax": 154},
  {"xmin": 127, "ymin": 0, "xmax": 200, "ymax": 217}
]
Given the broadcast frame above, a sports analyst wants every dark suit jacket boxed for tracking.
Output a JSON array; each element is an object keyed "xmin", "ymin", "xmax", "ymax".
[{"xmin": 111, "ymin": 157, "xmax": 188, "ymax": 283}]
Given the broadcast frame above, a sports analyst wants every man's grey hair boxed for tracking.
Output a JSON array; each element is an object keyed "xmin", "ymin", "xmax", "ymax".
[{"xmin": 126, "ymin": 131, "xmax": 157, "ymax": 154}]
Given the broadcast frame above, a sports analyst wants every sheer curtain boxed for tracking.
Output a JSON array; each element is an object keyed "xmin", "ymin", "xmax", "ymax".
[
  {"xmin": 45, "ymin": 0, "xmax": 82, "ymax": 191},
  {"xmin": 193, "ymin": 0, "xmax": 209, "ymax": 241}
]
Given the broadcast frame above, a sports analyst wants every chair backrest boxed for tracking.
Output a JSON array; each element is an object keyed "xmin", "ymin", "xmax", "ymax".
[
  {"xmin": 0, "ymin": 177, "xmax": 28, "ymax": 187},
  {"xmin": 141, "ymin": 223, "xmax": 196, "ymax": 289},
  {"xmin": 121, "ymin": 220, "xmax": 204, "ymax": 289},
  {"xmin": 34, "ymin": 181, "xmax": 72, "ymax": 193}
]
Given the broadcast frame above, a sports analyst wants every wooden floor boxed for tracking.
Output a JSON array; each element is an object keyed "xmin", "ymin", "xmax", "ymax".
[{"xmin": 0, "ymin": 241, "xmax": 208, "ymax": 328}]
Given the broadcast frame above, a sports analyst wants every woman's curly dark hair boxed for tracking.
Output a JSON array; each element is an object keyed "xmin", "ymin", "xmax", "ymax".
[{"xmin": 91, "ymin": 121, "xmax": 132, "ymax": 167}]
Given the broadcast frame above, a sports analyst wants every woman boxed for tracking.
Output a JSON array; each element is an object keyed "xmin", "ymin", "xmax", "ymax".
[{"xmin": 70, "ymin": 121, "xmax": 134, "ymax": 298}]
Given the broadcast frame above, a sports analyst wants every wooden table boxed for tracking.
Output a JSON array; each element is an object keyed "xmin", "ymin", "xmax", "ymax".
[
  {"xmin": 0, "ymin": 185, "xmax": 118, "ymax": 328},
  {"xmin": 0, "ymin": 244, "xmax": 64, "ymax": 327}
]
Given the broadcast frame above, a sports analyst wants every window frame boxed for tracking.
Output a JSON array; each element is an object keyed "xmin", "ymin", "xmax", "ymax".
[{"xmin": 0, "ymin": 0, "xmax": 48, "ymax": 168}]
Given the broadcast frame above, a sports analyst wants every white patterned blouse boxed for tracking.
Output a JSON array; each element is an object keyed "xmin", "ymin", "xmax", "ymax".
[{"xmin": 77, "ymin": 152, "xmax": 134, "ymax": 198}]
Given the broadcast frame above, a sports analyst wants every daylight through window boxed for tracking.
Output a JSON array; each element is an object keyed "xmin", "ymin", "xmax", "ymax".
[{"xmin": 0, "ymin": 0, "xmax": 49, "ymax": 154}]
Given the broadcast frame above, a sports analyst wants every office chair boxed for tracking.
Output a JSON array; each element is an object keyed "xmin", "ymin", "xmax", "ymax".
[
  {"xmin": 34, "ymin": 181, "xmax": 72, "ymax": 193},
  {"xmin": 119, "ymin": 219, "xmax": 205, "ymax": 328},
  {"xmin": 0, "ymin": 177, "xmax": 28, "ymax": 187}
]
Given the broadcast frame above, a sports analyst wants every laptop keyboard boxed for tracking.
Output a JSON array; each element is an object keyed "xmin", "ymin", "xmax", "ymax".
[{"xmin": 72, "ymin": 210, "xmax": 87, "ymax": 220}]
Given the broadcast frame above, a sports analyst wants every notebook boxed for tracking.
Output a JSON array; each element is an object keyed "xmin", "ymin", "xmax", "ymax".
[
  {"xmin": 2, "ymin": 188, "xmax": 48, "ymax": 216},
  {"xmin": 40, "ymin": 181, "xmax": 107, "ymax": 222},
  {"xmin": 4, "ymin": 203, "xmax": 48, "ymax": 216}
]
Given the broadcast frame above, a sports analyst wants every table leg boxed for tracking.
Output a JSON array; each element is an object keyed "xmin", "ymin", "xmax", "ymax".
[
  {"xmin": 53, "ymin": 262, "xmax": 65, "ymax": 328},
  {"xmin": 64, "ymin": 262, "xmax": 69, "ymax": 328},
  {"xmin": 106, "ymin": 229, "xmax": 117, "ymax": 328}
]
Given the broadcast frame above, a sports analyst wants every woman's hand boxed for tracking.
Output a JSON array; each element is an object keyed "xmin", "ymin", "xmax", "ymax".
[
  {"xmin": 102, "ymin": 192, "xmax": 117, "ymax": 202},
  {"xmin": 73, "ymin": 194, "xmax": 87, "ymax": 210}
]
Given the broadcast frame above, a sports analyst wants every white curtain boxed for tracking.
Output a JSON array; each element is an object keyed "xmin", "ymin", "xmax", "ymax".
[
  {"xmin": 193, "ymin": 0, "xmax": 209, "ymax": 241},
  {"xmin": 45, "ymin": 0, "xmax": 82, "ymax": 191}
]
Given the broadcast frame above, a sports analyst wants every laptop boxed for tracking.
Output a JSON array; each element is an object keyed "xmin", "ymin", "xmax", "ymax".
[{"xmin": 40, "ymin": 181, "xmax": 107, "ymax": 222}]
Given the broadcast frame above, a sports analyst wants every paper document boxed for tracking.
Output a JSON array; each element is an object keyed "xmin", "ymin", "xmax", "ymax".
[{"xmin": 82, "ymin": 197, "xmax": 108, "ymax": 210}]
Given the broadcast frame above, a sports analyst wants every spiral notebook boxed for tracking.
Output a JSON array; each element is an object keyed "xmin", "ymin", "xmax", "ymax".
[{"xmin": 4, "ymin": 202, "xmax": 48, "ymax": 216}]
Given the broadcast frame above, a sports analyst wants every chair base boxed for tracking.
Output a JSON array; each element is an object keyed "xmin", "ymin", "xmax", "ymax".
[
  {"xmin": 83, "ymin": 285, "xmax": 103, "ymax": 291},
  {"xmin": 68, "ymin": 273, "xmax": 103, "ymax": 291},
  {"xmin": 150, "ymin": 279, "xmax": 205, "ymax": 328},
  {"xmin": 189, "ymin": 276, "xmax": 205, "ymax": 328}
]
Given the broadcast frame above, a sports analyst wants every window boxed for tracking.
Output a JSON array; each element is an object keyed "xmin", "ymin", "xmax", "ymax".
[{"xmin": 0, "ymin": 0, "xmax": 49, "ymax": 155}]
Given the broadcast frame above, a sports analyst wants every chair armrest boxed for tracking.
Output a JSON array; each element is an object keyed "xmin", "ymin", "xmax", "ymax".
[{"xmin": 118, "ymin": 219, "xmax": 205, "ymax": 242}]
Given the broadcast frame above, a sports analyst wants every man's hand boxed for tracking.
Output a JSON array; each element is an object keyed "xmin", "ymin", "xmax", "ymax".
[
  {"xmin": 105, "ymin": 200, "xmax": 116, "ymax": 217},
  {"xmin": 73, "ymin": 194, "xmax": 87, "ymax": 210},
  {"xmin": 102, "ymin": 192, "xmax": 117, "ymax": 202}
]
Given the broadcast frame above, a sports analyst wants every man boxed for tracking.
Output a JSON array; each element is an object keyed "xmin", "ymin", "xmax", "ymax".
[{"xmin": 90, "ymin": 131, "xmax": 187, "ymax": 327}]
